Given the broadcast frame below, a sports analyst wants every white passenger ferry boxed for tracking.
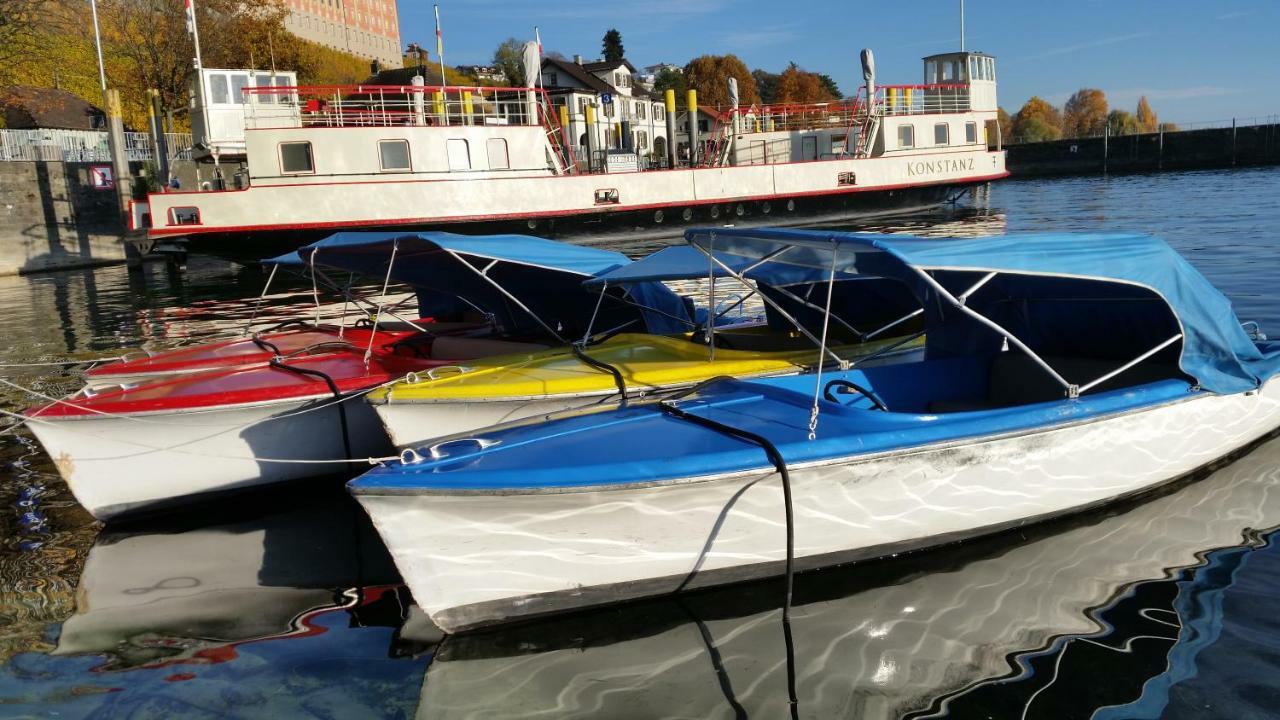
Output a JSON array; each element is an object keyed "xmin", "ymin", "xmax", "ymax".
[{"xmin": 135, "ymin": 50, "xmax": 1007, "ymax": 249}]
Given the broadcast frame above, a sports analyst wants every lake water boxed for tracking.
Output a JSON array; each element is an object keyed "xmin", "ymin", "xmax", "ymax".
[{"xmin": 1, "ymin": 166, "xmax": 1279, "ymax": 718}]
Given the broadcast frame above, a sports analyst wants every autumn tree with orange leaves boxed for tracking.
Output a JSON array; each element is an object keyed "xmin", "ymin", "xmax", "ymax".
[
  {"xmin": 683, "ymin": 54, "xmax": 760, "ymax": 108},
  {"xmin": 1062, "ymin": 88, "xmax": 1108, "ymax": 137},
  {"xmin": 775, "ymin": 62, "xmax": 838, "ymax": 104}
]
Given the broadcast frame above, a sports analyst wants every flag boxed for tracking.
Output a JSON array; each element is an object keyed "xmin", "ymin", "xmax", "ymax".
[
  {"xmin": 434, "ymin": 5, "xmax": 443, "ymax": 61},
  {"xmin": 535, "ymin": 27, "xmax": 542, "ymax": 57},
  {"xmin": 184, "ymin": 0, "xmax": 195, "ymax": 34}
]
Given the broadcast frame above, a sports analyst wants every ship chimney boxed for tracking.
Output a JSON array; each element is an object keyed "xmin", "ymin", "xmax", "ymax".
[{"xmin": 574, "ymin": 54, "xmax": 584, "ymax": 65}]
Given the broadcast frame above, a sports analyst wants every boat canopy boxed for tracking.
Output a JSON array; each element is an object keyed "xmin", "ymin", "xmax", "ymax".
[
  {"xmin": 264, "ymin": 231, "xmax": 690, "ymax": 338},
  {"xmin": 686, "ymin": 228, "xmax": 1280, "ymax": 394},
  {"xmin": 587, "ymin": 244, "xmax": 921, "ymax": 341}
]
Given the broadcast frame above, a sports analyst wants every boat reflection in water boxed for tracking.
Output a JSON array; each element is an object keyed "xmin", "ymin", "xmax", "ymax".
[
  {"xmin": 16, "ymin": 490, "xmax": 430, "ymax": 718},
  {"xmin": 417, "ymin": 435, "xmax": 1280, "ymax": 720}
]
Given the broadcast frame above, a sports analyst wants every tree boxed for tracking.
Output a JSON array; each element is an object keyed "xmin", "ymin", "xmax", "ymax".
[
  {"xmin": 816, "ymin": 73, "xmax": 840, "ymax": 99},
  {"xmin": 775, "ymin": 62, "xmax": 838, "ymax": 104},
  {"xmin": 0, "ymin": 0, "xmax": 47, "ymax": 76},
  {"xmin": 996, "ymin": 106, "xmax": 1013, "ymax": 143},
  {"xmin": 653, "ymin": 67, "xmax": 686, "ymax": 97},
  {"xmin": 1107, "ymin": 109, "xmax": 1140, "ymax": 136},
  {"xmin": 492, "ymin": 37, "xmax": 525, "ymax": 86},
  {"xmin": 1011, "ymin": 96, "xmax": 1062, "ymax": 143},
  {"xmin": 752, "ymin": 69, "xmax": 779, "ymax": 104},
  {"xmin": 602, "ymin": 28, "xmax": 624, "ymax": 62},
  {"xmin": 683, "ymin": 54, "xmax": 759, "ymax": 107},
  {"xmin": 1135, "ymin": 95, "xmax": 1158, "ymax": 133},
  {"xmin": 1062, "ymin": 88, "xmax": 1108, "ymax": 138}
]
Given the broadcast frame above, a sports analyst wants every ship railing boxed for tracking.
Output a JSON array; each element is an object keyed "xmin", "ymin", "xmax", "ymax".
[
  {"xmin": 719, "ymin": 100, "xmax": 869, "ymax": 134},
  {"xmin": 873, "ymin": 83, "xmax": 971, "ymax": 116},
  {"xmin": 240, "ymin": 84, "xmax": 555, "ymax": 130}
]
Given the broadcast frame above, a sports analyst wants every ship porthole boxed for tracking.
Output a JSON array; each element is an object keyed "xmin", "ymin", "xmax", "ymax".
[
  {"xmin": 762, "ymin": 202, "xmax": 771, "ymax": 214},
  {"xmin": 735, "ymin": 203, "xmax": 745, "ymax": 217},
  {"xmin": 709, "ymin": 205, "xmax": 720, "ymax": 219},
  {"xmin": 654, "ymin": 210, "xmax": 664, "ymax": 223},
  {"xmin": 681, "ymin": 208, "xmax": 693, "ymax": 221},
  {"xmin": 526, "ymin": 219, "xmax": 538, "ymax": 229},
  {"xmin": 786, "ymin": 199, "xmax": 796, "ymax": 212}
]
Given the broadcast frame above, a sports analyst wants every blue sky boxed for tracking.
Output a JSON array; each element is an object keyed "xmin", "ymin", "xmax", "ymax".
[{"xmin": 395, "ymin": 0, "xmax": 1280, "ymax": 124}]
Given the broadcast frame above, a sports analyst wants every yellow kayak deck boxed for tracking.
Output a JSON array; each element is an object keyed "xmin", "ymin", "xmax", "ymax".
[{"xmin": 372, "ymin": 332, "xmax": 920, "ymax": 403}]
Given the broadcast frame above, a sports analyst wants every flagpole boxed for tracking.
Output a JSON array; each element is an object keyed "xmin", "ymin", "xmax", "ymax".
[
  {"xmin": 434, "ymin": 4, "xmax": 447, "ymax": 86},
  {"xmin": 535, "ymin": 26, "xmax": 543, "ymax": 91},
  {"xmin": 187, "ymin": 0, "xmax": 212, "ymax": 146},
  {"xmin": 88, "ymin": 0, "xmax": 108, "ymax": 93}
]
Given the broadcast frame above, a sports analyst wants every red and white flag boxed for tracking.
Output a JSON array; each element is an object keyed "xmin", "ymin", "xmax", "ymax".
[
  {"xmin": 434, "ymin": 5, "xmax": 443, "ymax": 60},
  {"xmin": 535, "ymin": 27, "xmax": 542, "ymax": 57},
  {"xmin": 184, "ymin": 0, "xmax": 195, "ymax": 34}
]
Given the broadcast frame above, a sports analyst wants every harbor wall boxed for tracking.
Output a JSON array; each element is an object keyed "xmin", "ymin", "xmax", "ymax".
[
  {"xmin": 0, "ymin": 160, "xmax": 139, "ymax": 275},
  {"xmin": 1004, "ymin": 122, "xmax": 1280, "ymax": 176}
]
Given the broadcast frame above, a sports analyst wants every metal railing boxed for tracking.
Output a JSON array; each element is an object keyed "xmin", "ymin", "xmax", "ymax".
[
  {"xmin": 877, "ymin": 84, "xmax": 971, "ymax": 116},
  {"xmin": 0, "ymin": 128, "xmax": 193, "ymax": 163},
  {"xmin": 241, "ymin": 84, "xmax": 554, "ymax": 130}
]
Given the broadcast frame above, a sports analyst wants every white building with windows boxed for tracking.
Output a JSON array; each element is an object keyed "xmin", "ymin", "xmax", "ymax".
[{"xmin": 539, "ymin": 57, "xmax": 671, "ymax": 167}]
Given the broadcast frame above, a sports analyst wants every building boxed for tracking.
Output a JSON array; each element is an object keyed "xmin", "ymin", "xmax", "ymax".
[
  {"xmin": 456, "ymin": 65, "xmax": 505, "ymax": 84},
  {"xmin": 280, "ymin": 0, "xmax": 401, "ymax": 69},
  {"xmin": 1, "ymin": 87, "xmax": 106, "ymax": 130},
  {"xmin": 540, "ymin": 56, "xmax": 671, "ymax": 166},
  {"xmin": 638, "ymin": 63, "xmax": 681, "ymax": 90}
]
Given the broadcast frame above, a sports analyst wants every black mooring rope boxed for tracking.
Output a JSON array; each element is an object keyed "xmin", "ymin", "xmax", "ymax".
[
  {"xmin": 656, "ymin": 394, "xmax": 799, "ymax": 718},
  {"xmin": 269, "ymin": 358, "xmax": 352, "ymax": 459},
  {"xmin": 571, "ymin": 343, "xmax": 628, "ymax": 400}
]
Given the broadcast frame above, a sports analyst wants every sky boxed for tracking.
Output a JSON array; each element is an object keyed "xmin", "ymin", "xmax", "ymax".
[{"xmin": 394, "ymin": 0, "xmax": 1280, "ymax": 125}]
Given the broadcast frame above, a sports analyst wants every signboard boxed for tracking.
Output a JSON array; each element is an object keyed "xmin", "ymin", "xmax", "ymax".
[
  {"xmin": 600, "ymin": 92, "xmax": 613, "ymax": 105},
  {"xmin": 604, "ymin": 151, "xmax": 639, "ymax": 174},
  {"xmin": 89, "ymin": 165, "xmax": 115, "ymax": 190}
]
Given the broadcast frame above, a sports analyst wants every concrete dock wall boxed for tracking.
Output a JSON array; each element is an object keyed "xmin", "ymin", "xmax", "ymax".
[
  {"xmin": 0, "ymin": 160, "xmax": 138, "ymax": 275},
  {"xmin": 1005, "ymin": 122, "xmax": 1280, "ymax": 176}
]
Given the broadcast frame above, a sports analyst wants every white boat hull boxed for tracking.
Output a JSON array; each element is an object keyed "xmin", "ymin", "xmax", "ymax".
[
  {"xmin": 356, "ymin": 380, "xmax": 1280, "ymax": 633},
  {"xmin": 373, "ymin": 394, "xmax": 614, "ymax": 449},
  {"xmin": 30, "ymin": 396, "xmax": 392, "ymax": 521}
]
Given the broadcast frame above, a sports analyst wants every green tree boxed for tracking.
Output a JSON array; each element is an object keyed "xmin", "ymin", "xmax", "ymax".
[
  {"xmin": 653, "ymin": 67, "xmax": 686, "ymax": 97},
  {"xmin": 1107, "ymin": 109, "xmax": 1140, "ymax": 136},
  {"xmin": 492, "ymin": 37, "xmax": 525, "ymax": 86},
  {"xmin": 602, "ymin": 28, "xmax": 624, "ymax": 62},
  {"xmin": 816, "ymin": 73, "xmax": 840, "ymax": 99},
  {"xmin": 752, "ymin": 69, "xmax": 779, "ymax": 104},
  {"xmin": 1011, "ymin": 96, "xmax": 1062, "ymax": 142},
  {"xmin": 1062, "ymin": 88, "xmax": 1108, "ymax": 137},
  {"xmin": 683, "ymin": 54, "xmax": 760, "ymax": 107},
  {"xmin": 1135, "ymin": 95, "xmax": 1158, "ymax": 133}
]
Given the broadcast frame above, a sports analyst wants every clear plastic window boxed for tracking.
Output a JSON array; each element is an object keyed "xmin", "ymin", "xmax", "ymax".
[
  {"xmin": 378, "ymin": 140, "xmax": 411, "ymax": 171},
  {"xmin": 898, "ymin": 124, "xmax": 915, "ymax": 148},
  {"xmin": 208, "ymin": 74, "xmax": 229, "ymax": 105}
]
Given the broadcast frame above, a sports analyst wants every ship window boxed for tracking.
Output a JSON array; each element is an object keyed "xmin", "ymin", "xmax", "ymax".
[
  {"xmin": 935, "ymin": 123, "xmax": 949, "ymax": 145},
  {"xmin": 898, "ymin": 124, "xmax": 915, "ymax": 149},
  {"xmin": 229, "ymin": 74, "xmax": 249, "ymax": 104},
  {"xmin": 486, "ymin": 138, "xmax": 509, "ymax": 169},
  {"xmin": 969, "ymin": 57, "xmax": 977, "ymax": 82},
  {"xmin": 255, "ymin": 75, "xmax": 275, "ymax": 104},
  {"xmin": 831, "ymin": 133, "xmax": 848, "ymax": 155},
  {"xmin": 965, "ymin": 121, "xmax": 978, "ymax": 143},
  {"xmin": 925, "ymin": 60, "xmax": 938, "ymax": 84},
  {"xmin": 988, "ymin": 57, "xmax": 996, "ymax": 81},
  {"xmin": 447, "ymin": 138, "xmax": 470, "ymax": 170},
  {"xmin": 279, "ymin": 141, "xmax": 314, "ymax": 174},
  {"xmin": 378, "ymin": 139, "xmax": 411, "ymax": 172},
  {"xmin": 941, "ymin": 62, "xmax": 954, "ymax": 82},
  {"xmin": 209, "ymin": 74, "xmax": 229, "ymax": 104}
]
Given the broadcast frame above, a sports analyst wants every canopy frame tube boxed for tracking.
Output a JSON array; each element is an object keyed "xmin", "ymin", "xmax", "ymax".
[{"xmin": 451, "ymin": 251, "xmax": 568, "ymax": 344}]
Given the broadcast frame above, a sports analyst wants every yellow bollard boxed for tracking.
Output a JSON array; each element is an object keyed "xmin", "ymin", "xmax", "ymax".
[{"xmin": 665, "ymin": 89, "xmax": 676, "ymax": 114}]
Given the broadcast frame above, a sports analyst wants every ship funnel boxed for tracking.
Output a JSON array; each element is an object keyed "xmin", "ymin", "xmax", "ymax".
[{"xmin": 860, "ymin": 48, "xmax": 875, "ymax": 98}]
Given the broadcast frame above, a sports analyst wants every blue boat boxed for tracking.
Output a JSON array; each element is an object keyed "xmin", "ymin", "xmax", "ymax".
[{"xmin": 350, "ymin": 228, "xmax": 1280, "ymax": 633}]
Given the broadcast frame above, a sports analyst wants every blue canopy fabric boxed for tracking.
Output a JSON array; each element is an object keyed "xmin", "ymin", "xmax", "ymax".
[
  {"xmin": 261, "ymin": 231, "xmax": 690, "ymax": 337},
  {"xmin": 586, "ymin": 244, "xmax": 834, "ymax": 287},
  {"xmin": 685, "ymin": 227, "xmax": 1280, "ymax": 395}
]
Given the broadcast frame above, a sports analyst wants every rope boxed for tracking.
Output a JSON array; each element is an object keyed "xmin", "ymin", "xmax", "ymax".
[
  {"xmin": 807, "ymin": 244, "xmax": 841, "ymax": 441},
  {"xmin": 656, "ymin": 395, "xmax": 799, "ymax": 717},
  {"xmin": 269, "ymin": 358, "xmax": 353, "ymax": 459},
  {"xmin": 365, "ymin": 240, "xmax": 400, "ymax": 367},
  {"xmin": 0, "ymin": 356, "xmax": 129, "ymax": 368},
  {"xmin": 0, "ymin": 375, "xmax": 402, "ymax": 428}
]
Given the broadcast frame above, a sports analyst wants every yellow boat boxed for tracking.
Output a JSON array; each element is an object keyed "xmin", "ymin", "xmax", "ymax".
[{"xmin": 367, "ymin": 329, "xmax": 921, "ymax": 449}]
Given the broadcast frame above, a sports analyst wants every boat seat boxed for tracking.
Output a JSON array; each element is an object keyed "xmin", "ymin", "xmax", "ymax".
[
  {"xmin": 430, "ymin": 336, "xmax": 550, "ymax": 360},
  {"xmin": 928, "ymin": 352, "xmax": 1183, "ymax": 413}
]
